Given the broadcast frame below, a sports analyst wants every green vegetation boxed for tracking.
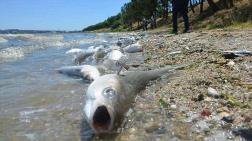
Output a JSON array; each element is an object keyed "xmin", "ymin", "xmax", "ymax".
[
  {"xmin": 159, "ymin": 98, "xmax": 169, "ymax": 108},
  {"xmin": 82, "ymin": 0, "xmax": 252, "ymax": 32},
  {"xmin": 83, "ymin": 0, "xmax": 169, "ymax": 32},
  {"xmin": 83, "ymin": 14, "xmax": 122, "ymax": 31},
  {"xmin": 220, "ymin": 93, "xmax": 250, "ymax": 108}
]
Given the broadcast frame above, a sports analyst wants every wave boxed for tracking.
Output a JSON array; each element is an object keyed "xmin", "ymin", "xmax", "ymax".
[
  {"xmin": 28, "ymin": 34, "xmax": 64, "ymax": 42},
  {"xmin": 0, "ymin": 36, "xmax": 8, "ymax": 43},
  {"xmin": 1, "ymin": 34, "xmax": 64, "ymax": 43},
  {"xmin": 0, "ymin": 33, "xmax": 114, "ymax": 63},
  {"xmin": 19, "ymin": 108, "xmax": 47, "ymax": 123},
  {"xmin": 0, "ymin": 43, "xmax": 64, "ymax": 61},
  {"xmin": 0, "ymin": 33, "xmax": 109, "ymax": 47},
  {"xmin": 78, "ymin": 38, "xmax": 108, "ymax": 45},
  {"xmin": 0, "ymin": 47, "xmax": 25, "ymax": 60}
]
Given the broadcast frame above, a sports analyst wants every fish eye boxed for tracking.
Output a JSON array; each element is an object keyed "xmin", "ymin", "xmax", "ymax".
[{"xmin": 103, "ymin": 87, "xmax": 117, "ymax": 99}]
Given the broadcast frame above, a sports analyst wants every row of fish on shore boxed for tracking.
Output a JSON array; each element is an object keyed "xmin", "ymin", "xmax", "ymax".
[
  {"xmin": 55, "ymin": 34, "xmax": 189, "ymax": 135},
  {"xmin": 56, "ymin": 35, "xmax": 143, "ymax": 82}
]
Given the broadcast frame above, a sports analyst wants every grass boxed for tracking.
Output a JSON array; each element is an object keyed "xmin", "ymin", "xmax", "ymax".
[
  {"xmin": 86, "ymin": 0, "xmax": 252, "ymax": 33},
  {"xmin": 226, "ymin": 21, "xmax": 252, "ymax": 29},
  {"xmin": 220, "ymin": 93, "xmax": 250, "ymax": 108}
]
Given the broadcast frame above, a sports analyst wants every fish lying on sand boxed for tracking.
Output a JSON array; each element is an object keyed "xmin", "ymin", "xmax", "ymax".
[
  {"xmin": 223, "ymin": 50, "xmax": 251, "ymax": 59},
  {"xmin": 56, "ymin": 56, "xmax": 128, "ymax": 82},
  {"xmin": 66, "ymin": 48, "xmax": 95, "ymax": 65},
  {"xmin": 83, "ymin": 64, "xmax": 188, "ymax": 133},
  {"xmin": 123, "ymin": 41, "xmax": 143, "ymax": 53}
]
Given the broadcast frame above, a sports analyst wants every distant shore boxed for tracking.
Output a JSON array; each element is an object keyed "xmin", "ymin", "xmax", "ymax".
[{"xmin": 0, "ymin": 29, "xmax": 82, "ymax": 34}]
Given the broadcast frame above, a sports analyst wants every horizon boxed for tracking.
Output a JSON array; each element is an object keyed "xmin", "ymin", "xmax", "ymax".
[
  {"xmin": 0, "ymin": 0, "xmax": 129, "ymax": 31},
  {"xmin": 0, "ymin": 28, "xmax": 76, "ymax": 32}
]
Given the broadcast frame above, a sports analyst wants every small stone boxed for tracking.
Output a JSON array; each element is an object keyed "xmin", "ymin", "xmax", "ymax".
[
  {"xmin": 222, "ymin": 123, "xmax": 232, "ymax": 130},
  {"xmin": 222, "ymin": 115, "xmax": 235, "ymax": 123},
  {"xmin": 155, "ymin": 126, "xmax": 166, "ymax": 134},
  {"xmin": 207, "ymin": 87, "xmax": 219, "ymax": 98},
  {"xmin": 153, "ymin": 108, "xmax": 161, "ymax": 113},
  {"xmin": 170, "ymin": 104, "xmax": 177, "ymax": 109},
  {"xmin": 204, "ymin": 97, "xmax": 213, "ymax": 102},
  {"xmin": 196, "ymin": 120, "xmax": 210, "ymax": 131},
  {"xmin": 170, "ymin": 97, "xmax": 176, "ymax": 103},
  {"xmin": 201, "ymin": 109, "xmax": 211, "ymax": 117},
  {"xmin": 244, "ymin": 116, "xmax": 251, "ymax": 123},
  {"xmin": 167, "ymin": 112, "xmax": 174, "ymax": 118},
  {"xmin": 192, "ymin": 94, "xmax": 204, "ymax": 102},
  {"xmin": 126, "ymin": 108, "xmax": 133, "ymax": 117},
  {"xmin": 145, "ymin": 124, "xmax": 159, "ymax": 133},
  {"xmin": 129, "ymin": 127, "xmax": 136, "ymax": 133},
  {"xmin": 227, "ymin": 60, "xmax": 235, "ymax": 66},
  {"xmin": 217, "ymin": 107, "xmax": 229, "ymax": 113},
  {"xmin": 219, "ymin": 112, "xmax": 230, "ymax": 118},
  {"xmin": 198, "ymin": 94, "xmax": 204, "ymax": 101},
  {"xmin": 234, "ymin": 116, "xmax": 244, "ymax": 124},
  {"xmin": 196, "ymin": 135, "xmax": 204, "ymax": 140}
]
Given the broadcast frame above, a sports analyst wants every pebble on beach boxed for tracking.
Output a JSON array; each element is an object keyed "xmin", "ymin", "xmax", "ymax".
[{"xmin": 207, "ymin": 87, "xmax": 219, "ymax": 98}]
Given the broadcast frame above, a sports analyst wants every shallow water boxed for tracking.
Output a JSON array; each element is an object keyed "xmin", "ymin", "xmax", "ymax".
[{"xmin": 0, "ymin": 33, "xmax": 136, "ymax": 141}]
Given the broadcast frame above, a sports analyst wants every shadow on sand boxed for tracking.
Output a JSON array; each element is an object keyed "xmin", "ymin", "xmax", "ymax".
[{"xmin": 233, "ymin": 128, "xmax": 252, "ymax": 141}]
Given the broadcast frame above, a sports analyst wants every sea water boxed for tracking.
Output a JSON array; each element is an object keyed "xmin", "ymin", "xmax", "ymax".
[{"xmin": 0, "ymin": 32, "xmax": 130, "ymax": 141}]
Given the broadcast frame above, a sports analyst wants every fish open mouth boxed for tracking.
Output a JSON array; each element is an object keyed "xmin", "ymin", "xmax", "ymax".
[{"xmin": 92, "ymin": 105, "xmax": 111, "ymax": 131}]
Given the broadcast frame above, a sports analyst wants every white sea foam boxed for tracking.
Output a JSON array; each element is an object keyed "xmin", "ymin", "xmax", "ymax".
[
  {"xmin": 66, "ymin": 48, "xmax": 86, "ymax": 55},
  {"xmin": 30, "ymin": 34, "xmax": 64, "ymax": 42},
  {"xmin": 78, "ymin": 37, "xmax": 108, "ymax": 45},
  {"xmin": 19, "ymin": 108, "xmax": 47, "ymax": 123},
  {"xmin": 0, "ymin": 36, "xmax": 8, "ymax": 43},
  {"xmin": 5, "ymin": 34, "xmax": 34, "ymax": 38},
  {"xmin": 20, "ymin": 108, "xmax": 47, "ymax": 116},
  {"xmin": 0, "ymin": 33, "xmax": 114, "ymax": 63},
  {"xmin": 0, "ymin": 47, "xmax": 25, "ymax": 60}
]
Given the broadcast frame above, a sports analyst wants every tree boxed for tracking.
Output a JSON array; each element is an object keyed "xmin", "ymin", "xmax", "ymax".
[
  {"xmin": 200, "ymin": 0, "xmax": 204, "ymax": 14},
  {"xmin": 159, "ymin": 0, "xmax": 169, "ymax": 20},
  {"xmin": 207, "ymin": 0, "xmax": 219, "ymax": 12},
  {"xmin": 221, "ymin": 0, "xmax": 234, "ymax": 8}
]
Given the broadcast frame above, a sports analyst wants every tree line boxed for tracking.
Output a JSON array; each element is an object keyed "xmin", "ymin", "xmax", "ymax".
[{"xmin": 83, "ymin": 0, "xmax": 236, "ymax": 31}]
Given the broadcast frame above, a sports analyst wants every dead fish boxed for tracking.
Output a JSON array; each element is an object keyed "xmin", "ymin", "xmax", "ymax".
[
  {"xmin": 74, "ymin": 52, "xmax": 95, "ymax": 65},
  {"xmin": 94, "ymin": 48, "xmax": 106, "ymax": 62},
  {"xmin": 66, "ymin": 48, "xmax": 96, "ymax": 65},
  {"xmin": 223, "ymin": 50, "xmax": 251, "ymax": 59},
  {"xmin": 83, "ymin": 64, "xmax": 188, "ymax": 133},
  {"xmin": 56, "ymin": 65, "xmax": 104, "ymax": 82},
  {"xmin": 56, "ymin": 59, "xmax": 126, "ymax": 82},
  {"xmin": 123, "ymin": 42, "xmax": 143, "ymax": 53}
]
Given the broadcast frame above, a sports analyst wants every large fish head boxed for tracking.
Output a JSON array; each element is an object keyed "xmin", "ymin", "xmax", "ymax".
[{"xmin": 84, "ymin": 74, "xmax": 123, "ymax": 133}]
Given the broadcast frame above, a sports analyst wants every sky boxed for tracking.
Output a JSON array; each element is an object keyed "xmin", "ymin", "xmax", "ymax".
[{"xmin": 0, "ymin": 0, "xmax": 129, "ymax": 31}]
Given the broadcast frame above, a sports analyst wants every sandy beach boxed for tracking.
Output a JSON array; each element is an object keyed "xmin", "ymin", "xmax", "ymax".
[{"xmin": 108, "ymin": 29, "xmax": 252, "ymax": 141}]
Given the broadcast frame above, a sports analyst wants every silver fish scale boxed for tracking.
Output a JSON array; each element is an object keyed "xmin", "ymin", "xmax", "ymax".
[{"xmin": 116, "ymin": 55, "xmax": 128, "ymax": 67}]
